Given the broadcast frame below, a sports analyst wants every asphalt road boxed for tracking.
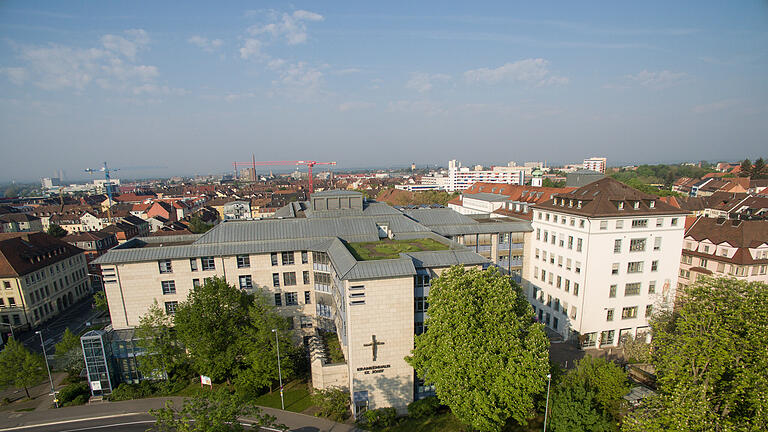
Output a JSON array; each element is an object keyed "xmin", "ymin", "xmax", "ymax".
[{"xmin": 0, "ymin": 414, "xmax": 154, "ymax": 432}]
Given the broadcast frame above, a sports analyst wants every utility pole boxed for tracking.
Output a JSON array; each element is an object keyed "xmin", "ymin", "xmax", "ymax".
[{"xmin": 272, "ymin": 328, "xmax": 284, "ymax": 410}]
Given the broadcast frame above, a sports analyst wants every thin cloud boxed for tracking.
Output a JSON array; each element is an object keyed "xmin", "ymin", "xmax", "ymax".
[
  {"xmin": 406, "ymin": 72, "xmax": 451, "ymax": 93},
  {"xmin": 239, "ymin": 39, "xmax": 263, "ymax": 60},
  {"xmin": 338, "ymin": 101, "xmax": 375, "ymax": 112},
  {"xmin": 188, "ymin": 35, "xmax": 224, "ymax": 52},
  {"xmin": 692, "ymin": 99, "xmax": 741, "ymax": 114},
  {"xmin": 247, "ymin": 9, "xmax": 324, "ymax": 45},
  {"xmin": 625, "ymin": 70, "xmax": 687, "ymax": 89},
  {"xmin": 464, "ymin": 59, "xmax": 568, "ymax": 87}
]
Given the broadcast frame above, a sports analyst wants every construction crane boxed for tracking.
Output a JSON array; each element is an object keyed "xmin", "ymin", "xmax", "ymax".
[
  {"xmin": 233, "ymin": 156, "xmax": 337, "ymax": 193},
  {"xmin": 84, "ymin": 162, "xmax": 119, "ymax": 223}
]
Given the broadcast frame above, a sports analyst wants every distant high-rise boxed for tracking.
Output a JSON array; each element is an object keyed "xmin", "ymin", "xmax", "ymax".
[{"xmin": 583, "ymin": 157, "xmax": 607, "ymax": 174}]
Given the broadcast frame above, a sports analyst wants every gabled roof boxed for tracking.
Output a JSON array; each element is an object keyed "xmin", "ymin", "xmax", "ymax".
[
  {"xmin": 536, "ymin": 177, "xmax": 689, "ymax": 218},
  {"xmin": 0, "ymin": 232, "xmax": 83, "ymax": 277},
  {"xmin": 685, "ymin": 216, "xmax": 768, "ymax": 249}
]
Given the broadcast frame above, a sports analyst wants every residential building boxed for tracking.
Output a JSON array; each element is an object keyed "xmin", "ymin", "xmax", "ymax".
[
  {"xmin": 679, "ymin": 217, "xmax": 768, "ymax": 292},
  {"xmin": 446, "ymin": 160, "xmax": 525, "ymax": 192},
  {"xmin": 583, "ymin": 157, "xmax": 607, "ymax": 174},
  {"xmin": 0, "ymin": 213, "xmax": 43, "ymax": 233},
  {"xmin": 447, "ymin": 182, "xmax": 576, "ymax": 220},
  {"xmin": 0, "ymin": 232, "xmax": 89, "ymax": 331},
  {"xmin": 93, "ymin": 190, "xmax": 529, "ymax": 415},
  {"xmin": 523, "ymin": 177, "xmax": 688, "ymax": 348},
  {"xmin": 63, "ymin": 231, "xmax": 118, "ymax": 289},
  {"xmin": 222, "ymin": 200, "xmax": 251, "ymax": 220}
]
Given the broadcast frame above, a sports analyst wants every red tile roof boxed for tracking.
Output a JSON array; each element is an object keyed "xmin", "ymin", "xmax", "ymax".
[{"xmin": 0, "ymin": 232, "xmax": 83, "ymax": 277}]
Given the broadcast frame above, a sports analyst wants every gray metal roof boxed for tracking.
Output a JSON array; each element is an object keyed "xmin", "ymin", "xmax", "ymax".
[
  {"xmin": 401, "ymin": 208, "xmax": 532, "ymax": 236},
  {"xmin": 401, "ymin": 208, "xmax": 478, "ymax": 226},
  {"xmin": 343, "ymin": 258, "xmax": 417, "ymax": 280},
  {"xmin": 401, "ymin": 250, "xmax": 488, "ymax": 268},
  {"xmin": 311, "ymin": 190, "xmax": 363, "ymax": 197}
]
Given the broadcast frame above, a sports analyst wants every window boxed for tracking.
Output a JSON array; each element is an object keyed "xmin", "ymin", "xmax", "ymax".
[
  {"xmin": 0, "ymin": 299, "xmax": 4, "ymax": 307},
  {"xmin": 606, "ymin": 309, "xmax": 614, "ymax": 321},
  {"xmin": 681, "ymin": 255, "xmax": 693, "ymax": 264},
  {"xmin": 158, "ymin": 259, "xmax": 172, "ymax": 274},
  {"xmin": 576, "ymin": 238, "xmax": 583, "ymax": 252},
  {"xmin": 201, "ymin": 256, "xmax": 215, "ymax": 271},
  {"xmin": 645, "ymin": 305, "xmax": 653, "ymax": 317},
  {"xmin": 543, "ymin": 231, "xmax": 548, "ymax": 242},
  {"xmin": 541, "ymin": 269, "xmax": 546, "ymax": 280},
  {"xmin": 621, "ymin": 306, "xmax": 638, "ymax": 319},
  {"xmin": 564, "ymin": 279, "xmax": 570, "ymax": 292},
  {"xmin": 165, "ymin": 301, "xmax": 178, "ymax": 315},
  {"xmin": 671, "ymin": 218, "xmax": 678, "ymax": 226},
  {"xmin": 651, "ymin": 260, "xmax": 658, "ymax": 272},
  {"xmin": 601, "ymin": 330, "xmax": 615, "ymax": 345},
  {"xmin": 567, "ymin": 236, "xmax": 573, "ymax": 249},
  {"xmin": 654, "ymin": 237, "xmax": 662, "ymax": 251},
  {"xmin": 631, "ymin": 219, "xmax": 648, "ymax": 228},
  {"xmin": 614, "ymin": 239, "xmax": 622, "ymax": 253},
  {"xmin": 625, "ymin": 282, "xmax": 641, "ymax": 296},
  {"xmin": 716, "ymin": 262, "xmax": 725, "ymax": 273},
  {"xmin": 536, "ymin": 228, "xmax": 541, "ymax": 240},
  {"xmin": 239, "ymin": 275, "xmax": 253, "ymax": 290},
  {"xmin": 680, "ymin": 269, "xmax": 691, "ymax": 279},
  {"xmin": 304, "ymin": 291, "xmax": 311, "ymax": 304},
  {"xmin": 546, "ymin": 213, "xmax": 550, "ymax": 221},
  {"xmin": 648, "ymin": 281, "xmax": 656, "ymax": 294},
  {"xmin": 274, "ymin": 293, "xmax": 282, "ymax": 306},
  {"xmin": 283, "ymin": 272, "xmax": 297, "ymax": 286},
  {"xmin": 8, "ymin": 298, "xmax": 16, "ymax": 306},
  {"xmin": 703, "ymin": 245, "xmax": 710, "ymax": 253},
  {"xmin": 600, "ymin": 221, "xmax": 608, "ymax": 230},
  {"xmin": 192, "ymin": 278, "xmax": 200, "ymax": 288},
  {"xmin": 301, "ymin": 251, "xmax": 308, "ymax": 264},
  {"xmin": 272, "ymin": 273, "xmax": 280, "ymax": 287},
  {"xmin": 629, "ymin": 239, "xmax": 646, "ymax": 252},
  {"xmin": 189, "ymin": 258, "xmax": 198, "ymax": 272},
  {"xmin": 548, "ymin": 272, "xmax": 553, "ymax": 285},
  {"xmin": 573, "ymin": 283, "xmax": 580, "ymax": 296},
  {"xmin": 237, "ymin": 255, "xmax": 250, "ymax": 268},
  {"xmin": 558, "ymin": 256, "xmax": 563, "ymax": 267},
  {"xmin": 303, "ymin": 270, "xmax": 310, "ymax": 284},
  {"xmin": 579, "ymin": 219, "xmax": 585, "ymax": 228},
  {"xmin": 566, "ymin": 259, "xmax": 572, "ymax": 271},
  {"xmin": 535, "ymin": 248, "xmax": 540, "ymax": 259},
  {"xmin": 534, "ymin": 266, "xmax": 539, "ymax": 279},
  {"xmin": 556, "ymin": 276, "xmax": 562, "ymax": 288},
  {"xmin": 161, "ymin": 281, "xmax": 176, "ymax": 295},
  {"xmin": 281, "ymin": 251, "xmax": 295, "ymax": 265},
  {"xmin": 612, "ymin": 263, "xmax": 619, "ymax": 275},
  {"xmin": 616, "ymin": 220, "xmax": 624, "ymax": 229},
  {"xmin": 700, "ymin": 258, "xmax": 708, "ymax": 268},
  {"xmin": 575, "ymin": 261, "xmax": 581, "ymax": 273},
  {"xmin": 570, "ymin": 306, "xmax": 577, "ymax": 319},
  {"xmin": 627, "ymin": 261, "xmax": 644, "ymax": 273},
  {"xmin": 271, "ymin": 253, "xmax": 278, "ymax": 266},
  {"xmin": 542, "ymin": 251, "xmax": 547, "ymax": 262},
  {"xmin": 609, "ymin": 285, "xmax": 617, "ymax": 298},
  {"xmin": 285, "ymin": 292, "xmax": 298, "ymax": 306},
  {"xmin": 2, "ymin": 282, "xmax": 9, "ymax": 289}
]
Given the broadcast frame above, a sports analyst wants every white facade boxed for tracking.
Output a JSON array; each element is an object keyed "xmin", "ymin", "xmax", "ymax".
[
  {"xmin": 583, "ymin": 157, "xmax": 607, "ymax": 174},
  {"xmin": 447, "ymin": 160, "xmax": 524, "ymax": 192},
  {"xmin": 524, "ymin": 209, "xmax": 684, "ymax": 347}
]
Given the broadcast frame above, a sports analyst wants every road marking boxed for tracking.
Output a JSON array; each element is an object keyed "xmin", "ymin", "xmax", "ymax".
[
  {"xmin": 55, "ymin": 420, "xmax": 154, "ymax": 432},
  {"xmin": 0, "ymin": 412, "xmax": 146, "ymax": 431}
]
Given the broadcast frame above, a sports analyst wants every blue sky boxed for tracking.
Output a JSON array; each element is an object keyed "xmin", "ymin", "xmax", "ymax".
[{"xmin": 1, "ymin": 1, "xmax": 767, "ymax": 181}]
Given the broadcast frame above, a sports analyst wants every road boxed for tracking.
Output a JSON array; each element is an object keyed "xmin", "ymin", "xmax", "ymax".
[{"xmin": 0, "ymin": 414, "xmax": 154, "ymax": 432}]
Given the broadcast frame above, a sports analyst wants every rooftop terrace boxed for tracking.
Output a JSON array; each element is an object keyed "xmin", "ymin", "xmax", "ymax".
[{"xmin": 345, "ymin": 238, "xmax": 449, "ymax": 261}]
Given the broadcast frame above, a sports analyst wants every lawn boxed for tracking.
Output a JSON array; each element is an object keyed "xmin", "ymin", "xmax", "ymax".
[
  {"xmin": 373, "ymin": 412, "xmax": 544, "ymax": 432},
  {"xmin": 254, "ymin": 380, "xmax": 312, "ymax": 413},
  {"xmin": 346, "ymin": 238, "xmax": 449, "ymax": 261},
  {"xmin": 320, "ymin": 331, "xmax": 345, "ymax": 364}
]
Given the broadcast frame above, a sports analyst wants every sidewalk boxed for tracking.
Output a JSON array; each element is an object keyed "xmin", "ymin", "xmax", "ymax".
[{"xmin": 0, "ymin": 396, "xmax": 359, "ymax": 432}]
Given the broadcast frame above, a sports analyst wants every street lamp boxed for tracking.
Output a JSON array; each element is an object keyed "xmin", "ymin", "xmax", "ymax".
[
  {"xmin": 35, "ymin": 330, "xmax": 57, "ymax": 408},
  {"xmin": 0, "ymin": 322, "xmax": 15, "ymax": 339},
  {"xmin": 543, "ymin": 373, "xmax": 552, "ymax": 432},
  {"xmin": 272, "ymin": 328, "xmax": 284, "ymax": 410}
]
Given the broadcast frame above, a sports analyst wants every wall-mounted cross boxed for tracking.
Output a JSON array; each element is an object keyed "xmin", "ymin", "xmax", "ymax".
[{"xmin": 363, "ymin": 334, "xmax": 385, "ymax": 361}]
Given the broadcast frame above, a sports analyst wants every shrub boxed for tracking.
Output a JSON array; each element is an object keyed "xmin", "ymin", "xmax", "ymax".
[
  {"xmin": 311, "ymin": 387, "xmax": 350, "ymax": 422},
  {"xmin": 64, "ymin": 394, "xmax": 89, "ymax": 406},
  {"xmin": 363, "ymin": 407, "xmax": 397, "ymax": 428},
  {"xmin": 407, "ymin": 396, "xmax": 440, "ymax": 418},
  {"xmin": 58, "ymin": 382, "xmax": 90, "ymax": 405},
  {"xmin": 108, "ymin": 382, "xmax": 159, "ymax": 401}
]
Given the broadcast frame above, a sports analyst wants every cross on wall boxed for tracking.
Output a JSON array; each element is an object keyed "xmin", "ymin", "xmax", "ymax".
[{"xmin": 363, "ymin": 334, "xmax": 385, "ymax": 361}]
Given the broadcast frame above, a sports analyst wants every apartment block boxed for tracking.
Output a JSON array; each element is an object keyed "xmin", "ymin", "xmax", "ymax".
[
  {"xmin": 583, "ymin": 157, "xmax": 607, "ymax": 174},
  {"xmin": 0, "ymin": 232, "xmax": 90, "ymax": 331},
  {"xmin": 522, "ymin": 178, "xmax": 687, "ymax": 348}
]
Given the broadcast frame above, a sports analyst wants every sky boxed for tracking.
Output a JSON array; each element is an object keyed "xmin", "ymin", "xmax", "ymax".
[{"xmin": 1, "ymin": 1, "xmax": 767, "ymax": 182}]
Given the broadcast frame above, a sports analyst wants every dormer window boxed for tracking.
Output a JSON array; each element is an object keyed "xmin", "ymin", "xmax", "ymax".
[
  {"xmin": 649, "ymin": 200, "xmax": 655, "ymax": 208},
  {"xmin": 633, "ymin": 201, "xmax": 640, "ymax": 209},
  {"xmin": 569, "ymin": 199, "xmax": 573, "ymax": 207},
  {"xmin": 577, "ymin": 200, "xmax": 582, "ymax": 208},
  {"xmin": 618, "ymin": 202, "xmax": 625, "ymax": 210}
]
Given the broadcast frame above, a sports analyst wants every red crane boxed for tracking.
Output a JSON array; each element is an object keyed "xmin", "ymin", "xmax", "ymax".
[{"xmin": 232, "ymin": 155, "xmax": 337, "ymax": 193}]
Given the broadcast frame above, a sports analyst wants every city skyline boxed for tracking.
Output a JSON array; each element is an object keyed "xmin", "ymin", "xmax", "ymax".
[{"xmin": 2, "ymin": 1, "xmax": 767, "ymax": 181}]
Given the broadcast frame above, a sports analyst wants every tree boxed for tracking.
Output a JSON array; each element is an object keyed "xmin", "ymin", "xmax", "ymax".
[
  {"xmin": 542, "ymin": 178, "xmax": 566, "ymax": 188},
  {"xmin": 739, "ymin": 158, "xmax": 752, "ymax": 177},
  {"xmin": 188, "ymin": 216, "xmax": 213, "ymax": 234},
  {"xmin": 150, "ymin": 388, "xmax": 286, "ymax": 432},
  {"xmin": 54, "ymin": 328, "xmax": 84, "ymax": 375},
  {"xmin": 233, "ymin": 292, "xmax": 296, "ymax": 399},
  {"xmin": 174, "ymin": 277, "xmax": 252, "ymax": 383},
  {"xmin": 622, "ymin": 278, "xmax": 768, "ymax": 432},
  {"xmin": 311, "ymin": 387, "xmax": 351, "ymax": 421},
  {"xmin": 135, "ymin": 301, "xmax": 185, "ymax": 380},
  {"xmin": 0, "ymin": 338, "xmax": 46, "ymax": 398},
  {"xmin": 407, "ymin": 266, "xmax": 550, "ymax": 432},
  {"xmin": 93, "ymin": 291, "xmax": 109, "ymax": 313},
  {"xmin": 752, "ymin": 157, "xmax": 767, "ymax": 179},
  {"xmin": 46, "ymin": 223, "xmax": 68, "ymax": 238},
  {"xmin": 549, "ymin": 356, "xmax": 629, "ymax": 432}
]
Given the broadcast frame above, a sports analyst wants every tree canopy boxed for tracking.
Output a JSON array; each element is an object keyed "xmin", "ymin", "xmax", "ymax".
[
  {"xmin": 0, "ymin": 338, "xmax": 46, "ymax": 398},
  {"xmin": 46, "ymin": 223, "xmax": 68, "ymax": 238},
  {"xmin": 135, "ymin": 301, "xmax": 185, "ymax": 380},
  {"xmin": 738, "ymin": 157, "xmax": 768, "ymax": 179},
  {"xmin": 622, "ymin": 277, "xmax": 768, "ymax": 431},
  {"xmin": 550, "ymin": 356, "xmax": 629, "ymax": 432},
  {"xmin": 54, "ymin": 328, "xmax": 84, "ymax": 375},
  {"xmin": 407, "ymin": 266, "xmax": 550, "ymax": 432}
]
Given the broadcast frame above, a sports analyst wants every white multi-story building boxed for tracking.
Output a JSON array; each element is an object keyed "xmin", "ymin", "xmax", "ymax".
[
  {"xmin": 583, "ymin": 157, "xmax": 607, "ymax": 174},
  {"xmin": 447, "ymin": 160, "xmax": 525, "ymax": 192},
  {"xmin": 522, "ymin": 177, "xmax": 687, "ymax": 348}
]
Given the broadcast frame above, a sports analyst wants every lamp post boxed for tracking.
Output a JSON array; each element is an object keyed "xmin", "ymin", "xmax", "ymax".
[
  {"xmin": 0, "ymin": 322, "xmax": 14, "ymax": 339},
  {"xmin": 35, "ymin": 330, "xmax": 57, "ymax": 408},
  {"xmin": 543, "ymin": 373, "xmax": 552, "ymax": 432},
  {"xmin": 272, "ymin": 329, "xmax": 284, "ymax": 410}
]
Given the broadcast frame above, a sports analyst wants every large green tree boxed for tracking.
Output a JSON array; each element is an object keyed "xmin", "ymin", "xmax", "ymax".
[
  {"xmin": 407, "ymin": 266, "xmax": 550, "ymax": 432},
  {"xmin": 46, "ymin": 223, "xmax": 68, "ymax": 238},
  {"xmin": 174, "ymin": 277, "xmax": 252, "ymax": 383},
  {"xmin": 550, "ymin": 356, "xmax": 629, "ymax": 432},
  {"xmin": 54, "ymin": 328, "xmax": 84, "ymax": 375},
  {"xmin": 150, "ymin": 388, "xmax": 286, "ymax": 432},
  {"xmin": 135, "ymin": 301, "xmax": 185, "ymax": 380},
  {"xmin": 0, "ymin": 338, "xmax": 46, "ymax": 398},
  {"xmin": 234, "ymin": 292, "xmax": 296, "ymax": 399},
  {"xmin": 622, "ymin": 277, "xmax": 768, "ymax": 432}
]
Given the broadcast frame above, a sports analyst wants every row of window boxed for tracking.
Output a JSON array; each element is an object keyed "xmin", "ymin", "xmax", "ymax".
[
  {"xmin": 271, "ymin": 251, "xmax": 309, "ymax": 266},
  {"xmin": 608, "ymin": 281, "xmax": 658, "ymax": 297},
  {"xmin": 23, "ymin": 254, "xmax": 85, "ymax": 286},
  {"xmin": 163, "ymin": 271, "xmax": 317, "ymax": 296},
  {"xmin": 616, "ymin": 237, "xmax": 663, "ymax": 253},
  {"xmin": 535, "ymin": 229, "xmax": 583, "ymax": 252},
  {"xmin": 537, "ymin": 212, "xmax": 586, "ymax": 228},
  {"xmin": 532, "ymin": 270, "xmax": 581, "ymax": 296},
  {"xmin": 160, "ymin": 251, "xmax": 314, "ymax": 275},
  {"xmin": 611, "ymin": 260, "xmax": 659, "ymax": 275},
  {"xmin": 273, "ymin": 291, "xmax": 312, "ymax": 307},
  {"xmin": 681, "ymin": 255, "xmax": 768, "ymax": 277},
  {"xmin": 534, "ymin": 251, "xmax": 582, "ymax": 274}
]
